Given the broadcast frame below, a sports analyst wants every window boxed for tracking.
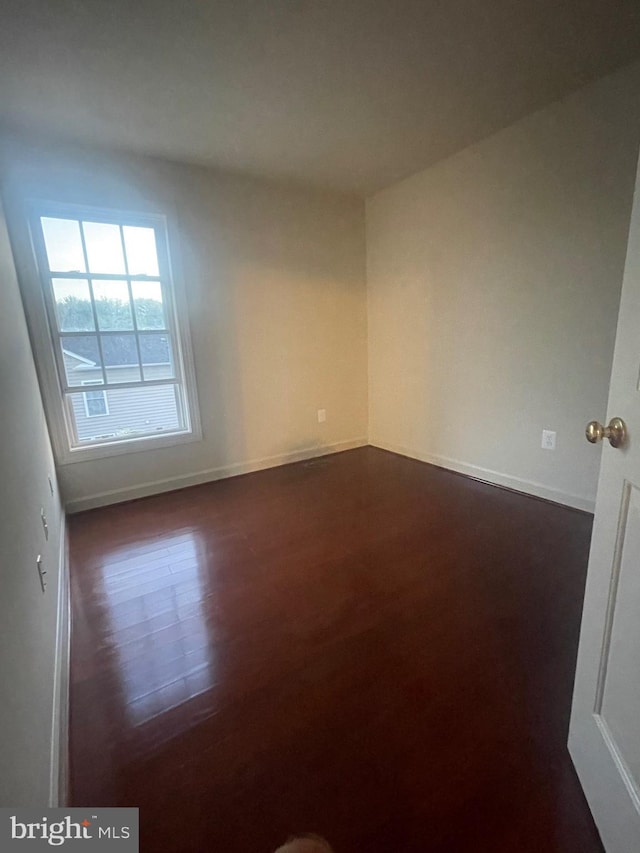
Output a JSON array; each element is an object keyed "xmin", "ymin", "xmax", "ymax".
[
  {"xmin": 29, "ymin": 204, "xmax": 200, "ymax": 460},
  {"xmin": 82, "ymin": 381, "xmax": 109, "ymax": 418}
]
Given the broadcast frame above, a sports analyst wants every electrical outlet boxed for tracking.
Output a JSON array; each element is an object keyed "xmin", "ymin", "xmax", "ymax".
[
  {"xmin": 41, "ymin": 508, "xmax": 49, "ymax": 541},
  {"xmin": 317, "ymin": 409, "xmax": 327, "ymax": 423},
  {"xmin": 541, "ymin": 429, "xmax": 556, "ymax": 450}
]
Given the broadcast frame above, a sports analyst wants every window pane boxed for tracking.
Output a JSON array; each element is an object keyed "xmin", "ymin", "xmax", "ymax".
[
  {"xmin": 67, "ymin": 384, "xmax": 183, "ymax": 444},
  {"xmin": 52, "ymin": 279, "xmax": 95, "ymax": 332},
  {"xmin": 140, "ymin": 333, "xmax": 174, "ymax": 380},
  {"xmin": 131, "ymin": 280, "xmax": 166, "ymax": 329},
  {"xmin": 61, "ymin": 335, "xmax": 103, "ymax": 386},
  {"xmin": 41, "ymin": 218, "xmax": 86, "ymax": 273},
  {"xmin": 93, "ymin": 280, "xmax": 134, "ymax": 330},
  {"xmin": 82, "ymin": 221, "xmax": 126, "ymax": 274},
  {"xmin": 100, "ymin": 334, "xmax": 141, "ymax": 383},
  {"xmin": 123, "ymin": 226, "xmax": 160, "ymax": 276}
]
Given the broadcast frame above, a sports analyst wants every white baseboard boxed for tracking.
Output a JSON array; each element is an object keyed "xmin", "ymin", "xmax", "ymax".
[
  {"xmin": 66, "ymin": 437, "xmax": 369, "ymax": 513},
  {"xmin": 49, "ymin": 513, "xmax": 70, "ymax": 807},
  {"xmin": 371, "ymin": 439, "xmax": 595, "ymax": 513}
]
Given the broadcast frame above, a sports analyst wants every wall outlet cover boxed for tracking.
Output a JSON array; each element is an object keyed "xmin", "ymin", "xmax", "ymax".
[{"xmin": 541, "ymin": 429, "xmax": 556, "ymax": 450}]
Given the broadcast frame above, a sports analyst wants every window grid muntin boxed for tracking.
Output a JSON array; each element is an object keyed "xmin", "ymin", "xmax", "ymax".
[
  {"xmin": 33, "ymin": 207, "xmax": 192, "ymax": 450},
  {"xmin": 77, "ymin": 220, "xmax": 109, "ymax": 385},
  {"xmin": 41, "ymin": 218, "xmax": 177, "ymax": 394},
  {"xmin": 118, "ymin": 222, "xmax": 145, "ymax": 378}
]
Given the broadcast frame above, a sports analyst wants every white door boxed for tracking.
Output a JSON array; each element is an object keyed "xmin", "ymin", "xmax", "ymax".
[{"xmin": 569, "ymin": 154, "xmax": 640, "ymax": 852}]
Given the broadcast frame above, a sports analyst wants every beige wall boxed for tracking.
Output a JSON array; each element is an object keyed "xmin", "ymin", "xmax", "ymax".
[
  {"xmin": 367, "ymin": 63, "xmax": 640, "ymax": 511},
  {"xmin": 0, "ymin": 141, "xmax": 368, "ymax": 511},
  {"xmin": 3, "ymin": 63, "xmax": 640, "ymax": 517},
  {"xmin": 0, "ymin": 199, "xmax": 64, "ymax": 805}
]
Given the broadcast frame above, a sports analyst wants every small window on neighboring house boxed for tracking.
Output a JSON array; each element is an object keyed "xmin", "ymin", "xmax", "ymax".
[
  {"xmin": 27, "ymin": 204, "xmax": 201, "ymax": 461},
  {"xmin": 82, "ymin": 381, "xmax": 109, "ymax": 418}
]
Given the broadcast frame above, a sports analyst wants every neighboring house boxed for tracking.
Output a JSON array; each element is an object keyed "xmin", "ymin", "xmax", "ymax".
[{"xmin": 63, "ymin": 339, "xmax": 180, "ymax": 442}]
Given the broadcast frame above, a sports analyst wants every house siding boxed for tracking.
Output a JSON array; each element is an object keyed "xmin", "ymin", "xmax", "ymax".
[{"xmin": 67, "ymin": 363, "xmax": 181, "ymax": 441}]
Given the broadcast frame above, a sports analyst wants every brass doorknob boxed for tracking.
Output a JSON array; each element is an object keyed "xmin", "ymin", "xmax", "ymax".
[{"xmin": 585, "ymin": 417, "xmax": 627, "ymax": 448}]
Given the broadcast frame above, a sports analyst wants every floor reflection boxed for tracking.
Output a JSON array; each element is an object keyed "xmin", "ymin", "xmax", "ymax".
[{"xmin": 98, "ymin": 528, "xmax": 217, "ymax": 726}]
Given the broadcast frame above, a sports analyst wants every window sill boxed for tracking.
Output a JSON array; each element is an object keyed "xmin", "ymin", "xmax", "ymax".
[{"xmin": 57, "ymin": 426, "xmax": 202, "ymax": 465}]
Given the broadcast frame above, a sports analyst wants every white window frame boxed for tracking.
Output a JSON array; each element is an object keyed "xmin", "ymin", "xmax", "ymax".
[
  {"xmin": 81, "ymin": 380, "xmax": 109, "ymax": 418},
  {"xmin": 22, "ymin": 201, "xmax": 202, "ymax": 464}
]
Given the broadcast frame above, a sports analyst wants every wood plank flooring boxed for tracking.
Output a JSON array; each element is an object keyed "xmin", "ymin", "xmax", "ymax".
[{"xmin": 68, "ymin": 446, "xmax": 603, "ymax": 852}]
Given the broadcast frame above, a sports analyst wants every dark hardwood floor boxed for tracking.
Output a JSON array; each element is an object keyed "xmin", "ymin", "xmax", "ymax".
[{"xmin": 68, "ymin": 446, "xmax": 603, "ymax": 852}]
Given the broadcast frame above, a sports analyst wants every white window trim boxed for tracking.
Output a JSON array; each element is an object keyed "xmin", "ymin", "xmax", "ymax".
[
  {"xmin": 15, "ymin": 200, "xmax": 202, "ymax": 465},
  {"xmin": 81, "ymin": 380, "xmax": 109, "ymax": 418}
]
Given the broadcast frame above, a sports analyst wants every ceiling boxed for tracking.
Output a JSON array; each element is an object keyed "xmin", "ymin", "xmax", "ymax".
[{"xmin": 1, "ymin": 0, "xmax": 640, "ymax": 196}]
